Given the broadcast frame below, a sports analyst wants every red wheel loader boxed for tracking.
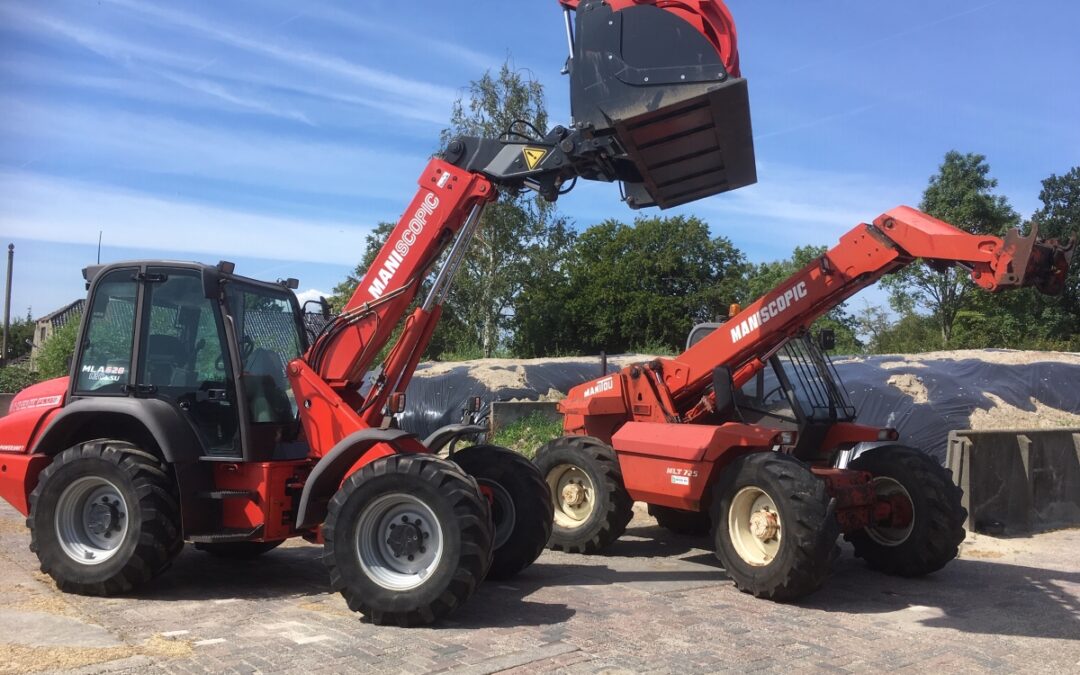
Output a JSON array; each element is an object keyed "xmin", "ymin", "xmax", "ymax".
[
  {"xmin": 0, "ymin": 0, "xmax": 1071, "ymax": 625},
  {"xmin": 0, "ymin": 0, "xmax": 759, "ymax": 626},
  {"xmin": 536, "ymin": 209, "xmax": 1074, "ymax": 599}
]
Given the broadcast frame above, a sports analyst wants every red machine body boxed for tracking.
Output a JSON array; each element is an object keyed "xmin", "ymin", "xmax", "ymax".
[{"xmin": 560, "ymin": 206, "xmax": 1075, "ymax": 531}]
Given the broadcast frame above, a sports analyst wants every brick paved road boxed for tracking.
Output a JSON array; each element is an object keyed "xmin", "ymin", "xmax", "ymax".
[{"xmin": 1, "ymin": 501, "xmax": 1077, "ymax": 674}]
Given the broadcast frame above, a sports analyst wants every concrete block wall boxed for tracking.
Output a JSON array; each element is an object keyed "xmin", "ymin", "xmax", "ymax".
[
  {"xmin": 489, "ymin": 401, "xmax": 560, "ymax": 434},
  {"xmin": 947, "ymin": 428, "xmax": 1080, "ymax": 535}
]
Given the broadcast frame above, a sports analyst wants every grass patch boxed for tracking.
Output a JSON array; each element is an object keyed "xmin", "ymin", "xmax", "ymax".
[{"xmin": 492, "ymin": 411, "xmax": 563, "ymax": 459}]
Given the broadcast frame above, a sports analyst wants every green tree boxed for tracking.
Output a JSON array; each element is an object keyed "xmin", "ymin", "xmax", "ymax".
[
  {"xmin": 2, "ymin": 308, "xmax": 35, "ymax": 362},
  {"xmin": 37, "ymin": 317, "xmax": 80, "ymax": 379},
  {"xmin": 882, "ymin": 151, "xmax": 1019, "ymax": 346},
  {"xmin": 523, "ymin": 215, "xmax": 745, "ymax": 355},
  {"xmin": 439, "ymin": 61, "xmax": 574, "ymax": 357},
  {"xmin": 744, "ymin": 245, "xmax": 862, "ymax": 354},
  {"xmin": 330, "ymin": 60, "xmax": 573, "ymax": 360},
  {"xmin": 1027, "ymin": 167, "xmax": 1080, "ymax": 341}
]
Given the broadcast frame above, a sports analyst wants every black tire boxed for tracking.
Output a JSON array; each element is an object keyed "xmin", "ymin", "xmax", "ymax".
[
  {"xmin": 451, "ymin": 445, "xmax": 552, "ymax": 580},
  {"xmin": 648, "ymin": 504, "xmax": 711, "ymax": 536},
  {"xmin": 28, "ymin": 439, "xmax": 183, "ymax": 596},
  {"xmin": 323, "ymin": 453, "xmax": 492, "ymax": 627},
  {"xmin": 846, "ymin": 446, "xmax": 966, "ymax": 577},
  {"xmin": 533, "ymin": 435, "xmax": 633, "ymax": 554},
  {"xmin": 710, "ymin": 452, "xmax": 838, "ymax": 601},
  {"xmin": 194, "ymin": 540, "xmax": 285, "ymax": 558}
]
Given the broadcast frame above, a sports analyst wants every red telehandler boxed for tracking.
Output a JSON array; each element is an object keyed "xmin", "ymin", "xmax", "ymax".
[
  {"xmin": 0, "ymin": 0, "xmax": 1071, "ymax": 625},
  {"xmin": 537, "ymin": 207, "xmax": 1074, "ymax": 599}
]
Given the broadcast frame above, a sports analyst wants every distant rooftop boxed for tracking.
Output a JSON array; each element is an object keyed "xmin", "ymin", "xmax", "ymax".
[{"xmin": 38, "ymin": 299, "xmax": 85, "ymax": 329}]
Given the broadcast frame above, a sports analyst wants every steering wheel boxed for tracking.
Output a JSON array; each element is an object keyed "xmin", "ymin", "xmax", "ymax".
[
  {"xmin": 215, "ymin": 336, "xmax": 256, "ymax": 371},
  {"xmin": 762, "ymin": 384, "xmax": 785, "ymax": 404},
  {"xmin": 239, "ymin": 335, "xmax": 255, "ymax": 361}
]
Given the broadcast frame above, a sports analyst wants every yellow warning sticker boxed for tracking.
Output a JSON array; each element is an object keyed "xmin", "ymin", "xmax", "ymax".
[{"xmin": 522, "ymin": 147, "xmax": 548, "ymax": 170}]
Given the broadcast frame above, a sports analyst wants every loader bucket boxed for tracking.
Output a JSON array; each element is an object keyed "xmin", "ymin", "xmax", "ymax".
[
  {"xmin": 566, "ymin": 0, "xmax": 756, "ymax": 209},
  {"xmin": 1000, "ymin": 224, "xmax": 1076, "ymax": 295}
]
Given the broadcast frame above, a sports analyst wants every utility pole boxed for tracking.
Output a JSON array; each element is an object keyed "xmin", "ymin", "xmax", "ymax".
[{"xmin": 2, "ymin": 244, "xmax": 12, "ymax": 367}]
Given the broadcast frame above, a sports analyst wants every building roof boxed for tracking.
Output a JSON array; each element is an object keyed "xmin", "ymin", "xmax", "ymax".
[{"xmin": 38, "ymin": 299, "xmax": 85, "ymax": 329}]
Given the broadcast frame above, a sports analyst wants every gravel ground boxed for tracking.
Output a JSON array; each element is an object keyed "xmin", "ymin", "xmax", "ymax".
[{"xmin": 1, "ymin": 501, "xmax": 1077, "ymax": 674}]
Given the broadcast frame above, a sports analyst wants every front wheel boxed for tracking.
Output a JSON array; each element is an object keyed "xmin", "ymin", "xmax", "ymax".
[
  {"xmin": 451, "ymin": 445, "xmax": 552, "ymax": 580},
  {"xmin": 533, "ymin": 436, "xmax": 633, "ymax": 554},
  {"xmin": 323, "ymin": 454, "xmax": 493, "ymax": 626},
  {"xmin": 29, "ymin": 440, "xmax": 183, "ymax": 595},
  {"xmin": 711, "ymin": 452, "xmax": 838, "ymax": 601},
  {"xmin": 846, "ymin": 446, "xmax": 966, "ymax": 576}
]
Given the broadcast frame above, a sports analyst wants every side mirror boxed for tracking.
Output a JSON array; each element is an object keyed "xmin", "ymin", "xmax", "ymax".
[
  {"xmin": 817, "ymin": 328, "xmax": 836, "ymax": 351},
  {"xmin": 319, "ymin": 296, "xmax": 331, "ymax": 320},
  {"xmin": 712, "ymin": 366, "xmax": 735, "ymax": 419},
  {"xmin": 467, "ymin": 396, "xmax": 483, "ymax": 414}
]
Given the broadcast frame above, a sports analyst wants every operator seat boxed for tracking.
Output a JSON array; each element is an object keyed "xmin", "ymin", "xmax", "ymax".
[
  {"xmin": 243, "ymin": 348, "xmax": 293, "ymax": 424},
  {"xmin": 145, "ymin": 335, "xmax": 193, "ymax": 387}
]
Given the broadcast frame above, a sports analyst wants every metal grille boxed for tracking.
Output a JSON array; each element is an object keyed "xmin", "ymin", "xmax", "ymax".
[{"xmin": 776, "ymin": 336, "xmax": 855, "ymax": 422}]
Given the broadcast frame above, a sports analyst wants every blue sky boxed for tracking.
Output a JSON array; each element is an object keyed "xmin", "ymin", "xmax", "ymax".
[{"xmin": 2, "ymin": 0, "xmax": 1078, "ymax": 320}]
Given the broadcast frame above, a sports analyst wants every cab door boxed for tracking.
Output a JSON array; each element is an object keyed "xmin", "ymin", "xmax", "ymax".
[{"xmin": 134, "ymin": 267, "xmax": 241, "ymax": 457}]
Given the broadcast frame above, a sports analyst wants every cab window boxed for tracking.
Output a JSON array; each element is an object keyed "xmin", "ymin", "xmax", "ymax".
[{"xmin": 75, "ymin": 269, "xmax": 137, "ymax": 393}]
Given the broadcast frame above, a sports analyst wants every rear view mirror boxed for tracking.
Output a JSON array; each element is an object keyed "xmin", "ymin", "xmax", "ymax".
[{"xmin": 817, "ymin": 329, "xmax": 836, "ymax": 351}]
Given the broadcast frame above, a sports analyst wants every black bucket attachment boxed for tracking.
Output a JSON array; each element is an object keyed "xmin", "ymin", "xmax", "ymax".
[{"xmin": 567, "ymin": 1, "xmax": 756, "ymax": 209}]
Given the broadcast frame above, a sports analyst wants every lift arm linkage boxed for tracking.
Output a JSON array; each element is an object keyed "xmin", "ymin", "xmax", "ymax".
[{"xmin": 655, "ymin": 206, "xmax": 1075, "ymax": 414}]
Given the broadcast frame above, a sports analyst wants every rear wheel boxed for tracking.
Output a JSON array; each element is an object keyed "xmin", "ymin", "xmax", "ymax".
[
  {"xmin": 711, "ymin": 452, "xmax": 838, "ymax": 601},
  {"xmin": 195, "ymin": 541, "xmax": 284, "ymax": 558},
  {"xmin": 323, "ymin": 454, "xmax": 492, "ymax": 626},
  {"xmin": 648, "ymin": 504, "xmax": 711, "ymax": 536},
  {"xmin": 846, "ymin": 446, "xmax": 966, "ymax": 576},
  {"xmin": 451, "ymin": 445, "xmax": 552, "ymax": 579},
  {"xmin": 29, "ymin": 440, "xmax": 183, "ymax": 595},
  {"xmin": 533, "ymin": 436, "xmax": 633, "ymax": 554}
]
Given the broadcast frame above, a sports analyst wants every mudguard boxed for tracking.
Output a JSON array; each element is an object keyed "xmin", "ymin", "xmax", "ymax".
[
  {"xmin": 294, "ymin": 428, "xmax": 421, "ymax": 529},
  {"xmin": 423, "ymin": 423, "xmax": 486, "ymax": 454},
  {"xmin": 31, "ymin": 397, "xmax": 206, "ymax": 463}
]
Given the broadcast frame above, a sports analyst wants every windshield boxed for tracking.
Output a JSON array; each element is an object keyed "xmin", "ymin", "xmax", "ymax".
[
  {"xmin": 735, "ymin": 335, "xmax": 855, "ymax": 423},
  {"xmin": 224, "ymin": 283, "xmax": 304, "ymax": 424}
]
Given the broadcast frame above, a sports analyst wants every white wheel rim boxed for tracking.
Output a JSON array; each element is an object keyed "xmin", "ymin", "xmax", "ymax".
[
  {"xmin": 866, "ymin": 477, "xmax": 915, "ymax": 547},
  {"xmin": 728, "ymin": 486, "xmax": 781, "ymax": 567},
  {"xmin": 547, "ymin": 464, "xmax": 595, "ymax": 529},
  {"xmin": 355, "ymin": 493, "xmax": 445, "ymax": 591},
  {"xmin": 55, "ymin": 476, "xmax": 129, "ymax": 565}
]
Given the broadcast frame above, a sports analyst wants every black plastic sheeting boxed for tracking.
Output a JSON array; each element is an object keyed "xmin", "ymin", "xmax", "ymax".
[{"xmin": 399, "ymin": 353, "xmax": 1080, "ymax": 462}]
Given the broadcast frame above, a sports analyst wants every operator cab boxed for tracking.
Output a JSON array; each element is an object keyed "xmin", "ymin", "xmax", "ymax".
[
  {"xmin": 691, "ymin": 324, "xmax": 855, "ymax": 459},
  {"xmin": 76, "ymin": 261, "xmax": 310, "ymax": 461}
]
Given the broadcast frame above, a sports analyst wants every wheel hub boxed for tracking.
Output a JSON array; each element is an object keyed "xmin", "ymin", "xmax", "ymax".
[
  {"xmin": 749, "ymin": 508, "xmax": 779, "ymax": 542},
  {"xmin": 386, "ymin": 518, "xmax": 426, "ymax": 558},
  {"xmin": 85, "ymin": 499, "xmax": 122, "ymax": 537},
  {"xmin": 562, "ymin": 482, "xmax": 585, "ymax": 508}
]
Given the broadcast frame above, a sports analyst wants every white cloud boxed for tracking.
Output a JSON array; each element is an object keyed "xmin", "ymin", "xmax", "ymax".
[
  {"xmin": 694, "ymin": 161, "xmax": 921, "ymax": 252},
  {"xmin": 98, "ymin": 0, "xmax": 460, "ymax": 106},
  {"xmin": 3, "ymin": 99, "xmax": 426, "ymax": 200},
  {"xmin": 294, "ymin": 288, "xmax": 333, "ymax": 306},
  {"xmin": 0, "ymin": 172, "xmax": 376, "ymax": 266}
]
